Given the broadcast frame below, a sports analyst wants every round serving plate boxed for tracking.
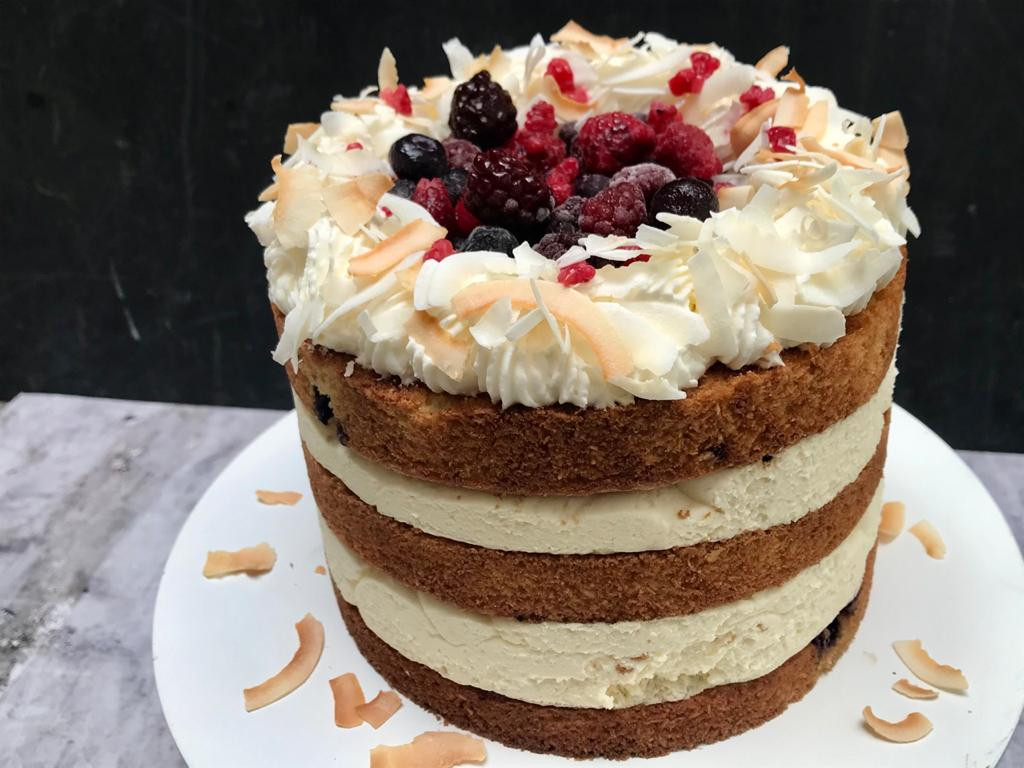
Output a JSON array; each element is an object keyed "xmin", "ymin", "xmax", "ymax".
[{"xmin": 153, "ymin": 405, "xmax": 1024, "ymax": 767}]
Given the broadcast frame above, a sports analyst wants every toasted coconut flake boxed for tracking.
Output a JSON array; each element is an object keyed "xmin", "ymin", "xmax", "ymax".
[
  {"xmin": 781, "ymin": 67, "xmax": 807, "ymax": 93},
  {"xmin": 396, "ymin": 262, "xmax": 422, "ymax": 291},
  {"xmin": 324, "ymin": 173, "xmax": 394, "ymax": 236},
  {"xmin": 718, "ymin": 184, "xmax": 753, "ymax": 210},
  {"xmin": 349, "ymin": 220, "xmax": 448, "ymax": 277},
  {"xmin": 370, "ymin": 732, "xmax": 487, "ymax": 768},
  {"xmin": 908, "ymin": 520, "xmax": 947, "ymax": 559},
  {"xmin": 862, "ymin": 707, "xmax": 933, "ymax": 743},
  {"xmin": 271, "ymin": 155, "xmax": 325, "ymax": 249},
  {"xmin": 357, "ymin": 690, "xmax": 403, "ymax": 729},
  {"xmin": 258, "ymin": 182, "xmax": 279, "ymax": 202},
  {"xmin": 755, "ymin": 45, "xmax": 789, "ymax": 77},
  {"xmin": 893, "ymin": 678, "xmax": 939, "ymax": 700},
  {"xmin": 800, "ymin": 137, "xmax": 882, "ymax": 171},
  {"xmin": 203, "ymin": 543, "xmax": 277, "ymax": 578},
  {"xmin": 329, "ymin": 672, "xmax": 365, "ymax": 728},
  {"xmin": 878, "ymin": 501, "xmax": 906, "ymax": 543},
  {"xmin": 543, "ymin": 75, "xmax": 594, "ymax": 121},
  {"xmin": 243, "ymin": 614, "xmax": 324, "ymax": 712},
  {"xmin": 452, "ymin": 278, "xmax": 633, "ymax": 379},
  {"xmin": 256, "ymin": 489, "xmax": 303, "ymax": 506},
  {"xmin": 551, "ymin": 20, "xmax": 626, "ymax": 58},
  {"xmin": 893, "ymin": 639, "xmax": 968, "ymax": 692},
  {"xmin": 314, "ymin": 565, "xmax": 326, "ymax": 575},
  {"xmin": 873, "ymin": 110, "xmax": 909, "ymax": 149},
  {"xmin": 283, "ymin": 122, "xmax": 319, "ymax": 155},
  {"xmin": 420, "ymin": 76, "xmax": 451, "ymax": 100},
  {"xmin": 378, "ymin": 47, "xmax": 399, "ymax": 92},
  {"xmin": 878, "ymin": 146, "xmax": 909, "ymax": 172},
  {"xmin": 774, "ymin": 89, "xmax": 809, "ymax": 128},
  {"xmin": 406, "ymin": 311, "xmax": 471, "ymax": 379},
  {"xmin": 802, "ymin": 100, "xmax": 829, "ymax": 140},
  {"xmin": 331, "ymin": 98, "xmax": 380, "ymax": 114},
  {"xmin": 731, "ymin": 98, "xmax": 778, "ymax": 154}
]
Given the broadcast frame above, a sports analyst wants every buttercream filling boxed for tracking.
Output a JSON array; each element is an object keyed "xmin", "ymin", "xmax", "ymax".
[
  {"xmin": 323, "ymin": 483, "xmax": 881, "ymax": 709},
  {"xmin": 297, "ymin": 363, "xmax": 892, "ymax": 554}
]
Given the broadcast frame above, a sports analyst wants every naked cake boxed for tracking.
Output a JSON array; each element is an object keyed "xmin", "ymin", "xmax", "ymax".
[{"xmin": 246, "ymin": 22, "xmax": 917, "ymax": 758}]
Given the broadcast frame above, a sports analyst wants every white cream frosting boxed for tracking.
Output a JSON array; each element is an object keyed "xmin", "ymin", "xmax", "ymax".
[
  {"xmin": 299, "ymin": 363, "xmax": 893, "ymax": 554},
  {"xmin": 248, "ymin": 30, "xmax": 917, "ymax": 409},
  {"xmin": 324, "ymin": 483, "xmax": 881, "ymax": 709}
]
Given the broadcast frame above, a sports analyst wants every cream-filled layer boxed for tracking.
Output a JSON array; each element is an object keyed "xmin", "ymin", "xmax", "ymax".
[
  {"xmin": 298, "ymin": 364, "xmax": 893, "ymax": 555},
  {"xmin": 324, "ymin": 483, "xmax": 881, "ymax": 709}
]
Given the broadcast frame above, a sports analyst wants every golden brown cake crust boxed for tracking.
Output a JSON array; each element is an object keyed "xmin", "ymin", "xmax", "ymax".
[
  {"xmin": 309, "ymin": 417, "xmax": 886, "ymax": 623},
  {"xmin": 335, "ymin": 547, "xmax": 875, "ymax": 759},
  {"xmin": 278, "ymin": 262, "xmax": 904, "ymax": 496}
]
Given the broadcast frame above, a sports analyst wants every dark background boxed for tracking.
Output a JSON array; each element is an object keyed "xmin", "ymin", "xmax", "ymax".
[{"xmin": 3, "ymin": 0, "xmax": 1022, "ymax": 450}]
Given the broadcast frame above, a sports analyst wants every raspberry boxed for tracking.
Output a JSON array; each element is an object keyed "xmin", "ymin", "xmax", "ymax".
[
  {"xmin": 653, "ymin": 123, "xmax": 722, "ymax": 180},
  {"xmin": 574, "ymin": 112, "xmax": 656, "ymax": 174},
  {"xmin": 443, "ymin": 137, "xmax": 480, "ymax": 170},
  {"xmin": 767, "ymin": 125, "xmax": 797, "ymax": 153},
  {"xmin": 611, "ymin": 163, "xmax": 676, "ymax": 201},
  {"xmin": 462, "ymin": 225, "xmax": 518, "ymax": 256},
  {"xmin": 380, "ymin": 85, "xmax": 412, "ymax": 115},
  {"xmin": 510, "ymin": 130, "xmax": 566, "ymax": 170},
  {"xmin": 579, "ymin": 182, "xmax": 647, "ymax": 237},
  {"xmin": 389, "ymin": 134, "xmax": 448, "ymax": 180},
  {"xmin": 545, "ymin": 58, "xmax": 589, "ymax": 102},
  {"xmin": 464, "ymin": 149, "xmax": 554, "ymax": 234},
  {"xmin": 545, "ymin": 157, "xmax": 581, "ymax": 205},
  {"xmin": 524, "ymin": 100, "xmax": 557, "ymax": 134},
  {"xmin": 740, "ymin": 85, "xmax": 775, "ymax": 111},
  {"xmin": 558, "ymin": 261, "xmax": 596, "ymax": 286},
  {"xmin": 550, "ymin": 195, "xmax": 585, "ymax": 233},
  {"xmin": 423, "ymin": 238, "xmax": 455, "ymax": 262},
  {"xmin": 647, "ymin": 101, "xmax": 680, "ymax": 133},
  {"xmin": 534, "ymin": 229, "xmax": 581, "ymax": 260},
  {"xmin": 412, "ymin": 178, "xmax": 455, "ymax": 230},
  {"xmin": 650, "ymin": 178, "xmax": 718, "ymax": 225},
  {"xmin": 449, "ymin": 71, "xmax": 518, "ymax": 149},
  {"xmin": 454, "ymin": 198, "xmax": 481, "ymax": 236},
  {"xmin": 574, "ymin": 173, "xmax": 611, "ymax": 198},
  {"xmin": 346, "ymin": 141, "xmax": 364, "ymax": 151},
  {"xmin": 690, "ymin": 52, "xmax": 721, "ymax": 78},
  {"xmin": 669, "ymin": 52, "xmax": 721, "ymax": 95}
]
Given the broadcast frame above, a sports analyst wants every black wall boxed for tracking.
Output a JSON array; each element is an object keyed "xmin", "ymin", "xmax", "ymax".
[{"xmin": 4, "ymin": 0, "xmax": 1023, "ymax": 451}]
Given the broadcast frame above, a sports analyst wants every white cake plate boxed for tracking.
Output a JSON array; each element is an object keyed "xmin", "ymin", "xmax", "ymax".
[{"xmin": 153, "ymin": 405, "xmax": 1024, "ymax": 767}]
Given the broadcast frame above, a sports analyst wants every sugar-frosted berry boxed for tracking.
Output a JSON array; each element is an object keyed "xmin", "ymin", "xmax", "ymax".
[
  {"xmin": 389, "ymin": 134, "xmax": 448, "ymax": 180},
  {"xmin": 579, "ymin": 182, "xmax": 647, "ymax": 237},
  {"xmin": 449, "ymin": 71, "xmax": 518, "ymax": 149},
  {"xmin": 649, "ymin": 178, "xmax": 718, "ymax": 226}
]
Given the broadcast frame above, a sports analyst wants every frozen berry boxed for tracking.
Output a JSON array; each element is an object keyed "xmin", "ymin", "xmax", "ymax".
[
  {"xmin": 534, "ymin": 229, "xmax": 581, "ymax": 260},
  {"xmin": 391, "ymin": 178, "xmax": 416, "ymax": 199},
  {"xmin": 389, "ymin": 134, "xmax": 448, "ymax": 180},
  {"xmin": 574, "ymin": 173, "xmax": 611, "ymax": 198},
  {"xmin": 649, "ymin": 178, "xmax": 718, "ymax": 226},
  {"xmin": 346, "ymin": 141, "xmax": 364, "ymax": 151},
  {"xmin": 611, "ymin": 163, "xmax": 676, "ymax": 201},
  {"xmin": 443, "ymin": 137, "xmax": 480, "ymax": 170},
  {"xmin": 550, "ymin": 195, "xmax": 585, "ymax": 233},
  {"xmin": 524, "ymin": 100, "xmax": 557, "ymax": 134},
  {"xmin": 558, "ymin": 261, "xmax": 596, "ymax": 286},
  {"xmin": 669, "ymin": 51, "xmax": 720, "ymax": 95},
  {"xmin": 740, "ymin": 85, "xmax": 775, "ymax": 111},
  {"xmin": 412, "ymin": 177, "xmax": 455, "ymax": 230},
  {"xmin": 574, "ymin": 112, "xmax": 656, "ymax": 174},
  {"xmin": 454, "ymin": 198, "xmax": 481, "ymax": 236},
  {"xmin": 464, "ymin": 149, "xmax": 554, "ymax": 234},
  {"xmin": 647, "ymin": 101, "xmax": 680, "ymax": 133},
  {"xmin": 380, "ymin": 84, "xmax": 412, "ymax": 115},
  {"xmin": 653, "ymin": 123, "xmax": 722, "ymax": 179},
  {"xmin": 423, "ymin": 238, "xmax": 456, "ymax": 262},
  {"xmin": 545, "ymin": 157, "xmax": 581, "ymax": 205},
  {"xmin": 767, "ymin": 125, "xmax": 797, "ymax": 153},
  {"xmin": 545, "ymin": 57, "xmax": 588, "ymax": 102},
  {"xmin": 579, "ymin": 182, "xmax": 647, "ymax": 237},
  {"xmin": 442, "ymin": 168, "xmax": 469, "ymax": 202},
  {"xmin": 558, "ymin": 121, "xmax": 579, "ymax": 149},
  {"xmin": 462, "ymin": 225, "xmax": 518, "ymax": 256},
  {"xmin": 510, "ymin": 130, "xmax": 566, "ymax": 171},
  {"xmin": 449, "ymin": 70, "xmax": 517, "ymax": 149},
  {"xmin": 690, "ymin": 51, "xmax": 721, "ymax": 78}
]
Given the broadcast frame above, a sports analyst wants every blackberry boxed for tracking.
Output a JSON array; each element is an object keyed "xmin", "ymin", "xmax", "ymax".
[
  {"xmin": 534, "ymin": 229, "xmax": 581, "ymax": 260},
  {"xmin": 464, "ymin": 149, "xmax": 554, "ymax": 235},
  {"xmin": 550, "ymin": 195, "xmax": 585, "ymax": 233},
  {"xmin": 574, "ymin": 173, "xmax": 611, "ymax": 198},
  {"xmin": 649, "ymin": 178, "xmax": 718, "ymax": 227},
  {"xmin": 448, "ymin": 71, "xmax": 517, "ymax": 149},
  {"xmin": 388, "ymin": 134, "xmax": 448, "ymax": 180},
  {"xmin": 462, "ymin": 225, "xmax": 518, "ymax": 256},
  {"xmin": 580, "ymin": 182, "xmax": 647, "ymax": 237},
  {"xmin": 391, "ymin": 178, "xmax": 416, "ymax": 199},
  {"xmin": 442, "ymin": 168, "xmax": 469, "ymax": 203}
]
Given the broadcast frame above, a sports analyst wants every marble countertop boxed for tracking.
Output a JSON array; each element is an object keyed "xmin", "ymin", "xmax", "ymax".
[{"xmin": 1, "ymin": 393, "xmax": 1021, "ymax": 767}]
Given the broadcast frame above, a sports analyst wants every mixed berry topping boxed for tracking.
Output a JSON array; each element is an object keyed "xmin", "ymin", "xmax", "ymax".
[
  {"xmin": 573, "ymin": 173, "xmax": 611, "ymax": 198},
  {"xmin": 668, "ymin": 51, "xmax": 721, "ymax": 95},
  {"xmin": 646, "ymin": 101, "xmax": 680, "ymax": 133},
  {"xmin": 442, "ymin": 168, "xmax": 469, "ymax": 202},
  {"xmin": 767, "ymin": 125, "xmax": 797, "ymax": 153},
  {"xmin": 443, "ymin": 137, "xmax": 480, "ymax": 170},
  {"xmin": 464, "ymin": 149, "xmax": 555, "ymax": 235},
  {"xmin": 580, "ymin": 181, "xmax": 647, "ymax": 237},
  {"xmin": 611, "ymin": 163, "xmax": 676, "ymax": 201},
  {"xmin": 740, "ymin": 85, "xmax": 775, "ymax": 111},
  {"xmin": 412, "ymin": 177, "xmax": 455, "ymax": 230},
  {"xmin": 545, "ymin": 157, "xmax": 581, "ymax": 205},
  {"xmin": 462, "ymin": 225, "xmax": 518, "ymax": 256},
  {"xmin": 653, "ymin": 122, "xmax": 723, "ymax": 179},
  {"xmin": 389, "ymin": 134, "xmax": 448, "ymax": 180},
  {"xmin": 449, "ymin": 71, "xmax": 518, "ymax": 149},
  {"xmin": 380, "ymin": 84, "xmax": 412, "ymax": 115},
  {"xmin": 649, "ymin": 178, "xmax": 719, "ymax": 225},
  {"xmin": 423, "ymin": 238, "xmax": 456, "ymax": 262},
  {"xmin": 573, "ymin": 112, "xmax": 656, "ymax": 174},
  {"xmin": 549, "ymin": 195, "xmax": 585, "ymax": 233},
  {"xmin": 545, "ymin": 57, "xmax": 589, "ymax": 103},
  {"xmin": 535, "ymin": 229, "xmax": 581, "ymax": 260},
  {"xmin": 557, "ymin": 260, "xmax": 597, "ymax": 286}
]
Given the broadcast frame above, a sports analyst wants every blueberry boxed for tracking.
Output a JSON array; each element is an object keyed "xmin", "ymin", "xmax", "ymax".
[
  {"xmin": 442, "ymin": 168, "xmax": 469, "ymax": 203},
  {"xmin": 573, "ymin": 173, "xmax": 610, "ymax": 198},
  {"xmin": 649, "ymin": 177, "xmax": 718, "ymax": 227},
  {"xmin": 388, "ymin": 133, "xmax": 448, "ymax": 180},
  {"xmin": 461, "ymin": 225, "xmax": 518, "ymax": 256},
  {"xmin": 312, "ymin": 387, "xmax": 332, "ymax": 425},
  {"xmin": 390, "ymin": 178, "xmax": 416, "ymax": 199},
  {"xmin": 558, "ymin": 120, "xmax": 578, "ymax": 149}
]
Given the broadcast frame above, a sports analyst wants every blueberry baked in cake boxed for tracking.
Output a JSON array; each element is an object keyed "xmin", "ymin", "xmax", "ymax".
[{"xmin": 246, "ymin": 21, "xmax": 917, "ymax": 758}]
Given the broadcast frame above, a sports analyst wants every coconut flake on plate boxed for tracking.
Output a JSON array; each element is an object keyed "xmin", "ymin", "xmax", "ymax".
[
  {"xmin": 862, "ymin": 707, "xmax": 933, "ymax": 743},
  {"xmin": 255, "ymin": 490, "xmax": 302, "ymax": 505},
  {"xmin": 369, "ymin": 731, "xmax": 487, "ymax": 768},
  {"xmin": 357, "ymin": 690, "xmax": 403, "ymax": 729},
  {"xmin": 892, "ymin": 678, "xmax": 939, "ymax": 700},
  {"xmin": 878, "ymin": 501, "xmax": 906, "ymax": 543},
  {"xmin": 202, "ymin": 543, "xmax": 277, "ymax": 578},
  {"xmin": 329, "ymin": 672, "xmax": 365, "ymax": 728},
  {"xmin": 243, "ymin": 614, "xmax": 324, "ymax": 712},
  {"xmin": 892, "ymin": 639, "xmax": 968, "ymax": 692},
  {"xmin": 909, "ymin": 519, "xmax": 947, "ymax": 559}
]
